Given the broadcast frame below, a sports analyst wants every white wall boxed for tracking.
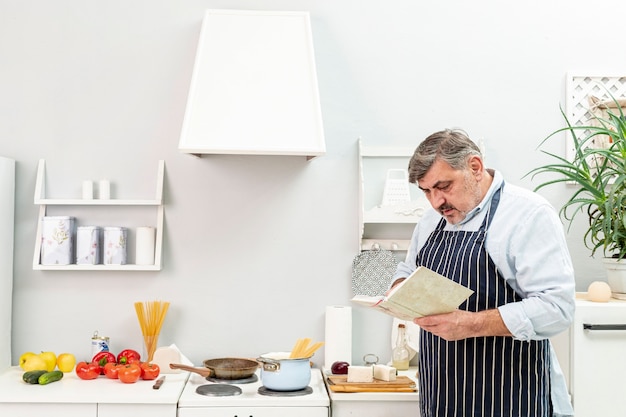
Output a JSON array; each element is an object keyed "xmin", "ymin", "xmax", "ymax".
[{"xmin": 0, "ymin": 0, "xmax": 622, "ymax": 366}]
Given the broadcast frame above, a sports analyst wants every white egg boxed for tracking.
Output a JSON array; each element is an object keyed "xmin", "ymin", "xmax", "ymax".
[{"xmin": 587, "ymin": 281, "xmax": 612, "ymax": 302}]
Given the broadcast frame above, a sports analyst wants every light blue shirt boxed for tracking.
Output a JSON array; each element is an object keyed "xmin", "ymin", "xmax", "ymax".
[{"xmin": 393, "ymin": 169, "xmax": 575, "ymax": 416}]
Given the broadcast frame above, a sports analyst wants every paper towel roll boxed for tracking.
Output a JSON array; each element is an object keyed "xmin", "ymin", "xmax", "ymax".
[
  {"xmin": 136, "ymin": 226, "xmax": 156, "ymax": 265},
  {"xmin": 325, "ymin": 306, "xmax": 352, "ymax": 369}
]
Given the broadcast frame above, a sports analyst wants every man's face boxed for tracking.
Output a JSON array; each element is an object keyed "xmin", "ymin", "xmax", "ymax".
[{"xmin": 417, "ymin": 158, "xmax": 484, "ymax": 225}]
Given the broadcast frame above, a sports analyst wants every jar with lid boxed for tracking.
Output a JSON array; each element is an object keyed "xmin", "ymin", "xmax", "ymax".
[{"xmin": 392, "ymin": 323, "xmax": 410, "ymax": 370}]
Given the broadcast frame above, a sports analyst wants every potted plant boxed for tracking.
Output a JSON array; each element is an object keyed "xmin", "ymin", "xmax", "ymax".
[{"xmin": 527, "ymin": 93, "xmax": 626, "ymax": 293}]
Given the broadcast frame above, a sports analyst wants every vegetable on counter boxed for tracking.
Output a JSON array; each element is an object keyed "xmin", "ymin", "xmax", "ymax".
[
  {"xmin": 140, "ymin": 362, "xmax": 160, "ymax": 380},
  {"xmin": 118, "ymin": 363, "xmax": 141, "ymax": 384},
  {"xmin": 331, "ymin": 361, "xmax": 350, "ymax": 375},
  {"xmin": 23, "ymin": 370, "xmax": 47, "ymax": 384},
  {"xmin": 38, "ymin": 370, "xmax": 63, "ymax": 385},
  {"xmin": 22, "ymin": 370, "xmax": 64, "ymax": 385},
  {"xmin": 117, "ymin": 349, "xmax": 141, "ymax": 364},
  {"xmin": 103, "ymin": 362, "xmax": 122, "ymax": 379},
  {"xmin": 92, "ymin": 351, "xmax": 117, "ymax": 374},
  {"xmin": 75, "ymin": 361, "xmax": 100, "ymax": 380}
]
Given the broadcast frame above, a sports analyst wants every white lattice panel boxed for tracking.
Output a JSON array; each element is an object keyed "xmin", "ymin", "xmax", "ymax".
[{"xmin": 565, "ymin": 73, "xmax": 626, "ymax": 160}]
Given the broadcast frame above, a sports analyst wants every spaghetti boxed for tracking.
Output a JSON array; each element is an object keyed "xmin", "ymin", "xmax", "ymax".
[
  {"xmin": 134, "ymin": 300, "xmax": 170, "ymax": 362},
  {"xmin": 289, "ymin": 337, "xmax": 324, "ymax": 359}
]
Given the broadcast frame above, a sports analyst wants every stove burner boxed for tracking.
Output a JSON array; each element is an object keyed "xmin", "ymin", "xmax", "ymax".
[
  {"xmin": 257, "ymin": 386, "xmax": 313, "ymax": 397},
  {"xmin": 196, "ymin": 384, "xmax": 243, "ymax": 397},
  {"xmin": 206, "ymin": 374, "xmax": 259, "ymax": 384}
]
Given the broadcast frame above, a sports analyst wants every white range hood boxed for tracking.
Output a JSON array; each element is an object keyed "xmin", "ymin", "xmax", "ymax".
[{"xmin": 179, "ymin": 9, "xmax": 326, "ymax": 159}]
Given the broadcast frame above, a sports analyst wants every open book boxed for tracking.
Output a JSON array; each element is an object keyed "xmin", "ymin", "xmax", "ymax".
[{"xmin": 351, "ymin": 266, "xmax": 474, "ymax": 321}]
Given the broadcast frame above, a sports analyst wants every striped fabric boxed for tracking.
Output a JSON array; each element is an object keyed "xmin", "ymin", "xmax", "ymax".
[{"xmin": 417, "ymin": 186, "xmax": 551, "ymax": 417}]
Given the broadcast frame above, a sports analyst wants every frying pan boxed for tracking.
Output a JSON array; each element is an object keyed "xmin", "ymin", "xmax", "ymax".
[{"xmin": 170, "ymin": 358, "xmax": 259, "ymax": 380}]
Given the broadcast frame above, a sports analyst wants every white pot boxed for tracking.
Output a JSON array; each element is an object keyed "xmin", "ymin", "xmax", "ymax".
[{"xmin": 602, "ymin": 258, "xmax": 626, "ymax": 293}]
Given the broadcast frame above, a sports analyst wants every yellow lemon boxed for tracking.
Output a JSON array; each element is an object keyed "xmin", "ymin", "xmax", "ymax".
[
  {"xmin": 22, "ymin": 355, "xmax": 48, "ymax": 372},
  {"xmin": 19, "ymin": 352, "xmax": 36, "ymax": 370},
  {"xmin": 39, "ymin": 351, "xmax": 57, "ymax": 372},
  {"xmin": 56, "ymin": 353, "xmax": 76, "ymax": 373}
]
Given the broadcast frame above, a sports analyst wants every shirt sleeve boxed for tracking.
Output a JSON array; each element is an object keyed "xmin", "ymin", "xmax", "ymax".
[{"xmin": 496, "ymin": 203, "xmax": 576, "ymax": 340}]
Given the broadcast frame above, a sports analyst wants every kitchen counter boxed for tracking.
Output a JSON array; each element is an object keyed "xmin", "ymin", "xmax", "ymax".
[
  {"xmin": 0, "ymin": 367, "xmax": 188, "ymax": 417},
  {"xmin": 323, "ymin": 367, "xmax": 420, "ymax": 417}
]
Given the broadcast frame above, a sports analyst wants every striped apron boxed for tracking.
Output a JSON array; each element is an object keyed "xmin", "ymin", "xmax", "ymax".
[{"xmin": 417, "ymin": 185, "xmax": 551, "ymax": 417}]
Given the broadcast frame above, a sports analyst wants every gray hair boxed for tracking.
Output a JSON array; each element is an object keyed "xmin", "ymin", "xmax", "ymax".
[{"xmin": 408, "ymin": 129, "xmax": 482, "ymax": 183}]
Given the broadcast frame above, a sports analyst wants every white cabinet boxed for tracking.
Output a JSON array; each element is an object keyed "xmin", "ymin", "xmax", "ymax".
[
  {"xmin": 0, "ymin": 157, "xmax": 14, "ymax": 370},
  {"xmin": 570, "ymin": 296, "xmax": 626, "ymax": 417},
  {"xmin": 0, "ymin": 367, "xmax": 187, "ymax": 417},
  {"xmin": 358, "ymin": 140, "xmax": 424, "ymax": 251},
  {"xmin": 32, "ymin": 159, "xmax": 165, "ymax": 271},
  {"xmin": 324, "ymin": 367, "xmax": 420, "ymax": 417},
  {"xmin": 178, "ymin": 407, "xmax": 328, "ymax": 417}
]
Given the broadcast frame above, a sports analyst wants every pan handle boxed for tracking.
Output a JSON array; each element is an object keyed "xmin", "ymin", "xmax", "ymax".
[{"xmin": 169, "ymin": 363, "xmax": 214, "ymax": 377}]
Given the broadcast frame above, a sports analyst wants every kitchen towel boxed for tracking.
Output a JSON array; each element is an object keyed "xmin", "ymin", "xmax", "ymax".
[
  {"xmin": 135, "ymin": 226, "xmax": 156, "ymax": 265},
  {"xmin": 325, "ymin": 306, "xmax": 352, "ymax": 369}
]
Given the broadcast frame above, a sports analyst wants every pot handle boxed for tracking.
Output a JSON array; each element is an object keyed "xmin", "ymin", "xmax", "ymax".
[{"xmin": 256, "ymin": 357, "xmax": 280, "ymax": 372}]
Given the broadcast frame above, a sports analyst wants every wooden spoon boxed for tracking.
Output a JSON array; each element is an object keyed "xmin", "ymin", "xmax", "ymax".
[{"xmin": 169, "ymin": 363, "xmax": 214, "ymax": 378}]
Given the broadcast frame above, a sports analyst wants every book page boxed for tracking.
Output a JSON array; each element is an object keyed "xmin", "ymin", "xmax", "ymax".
[{"xmin": 351, "ymin": 266, "xmax": 473, "ymax": 320}]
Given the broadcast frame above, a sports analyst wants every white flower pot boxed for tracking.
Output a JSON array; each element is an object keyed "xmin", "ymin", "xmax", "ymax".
[{"xmin": 602, "ymin": 258, "xmax": 626, "ymax": 293}]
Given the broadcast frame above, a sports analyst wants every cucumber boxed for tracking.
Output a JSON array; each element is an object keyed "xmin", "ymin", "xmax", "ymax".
[
  {"xmin": 38, "ymin": 370, "xmax": 63, "ymax": 385},
  {"xmin": 23, "ymin": 370, "xmax": 47, "ymax": 384}
]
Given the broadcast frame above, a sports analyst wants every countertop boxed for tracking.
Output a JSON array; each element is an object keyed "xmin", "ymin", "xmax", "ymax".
[{"xmin": 0, "ymin": 367, "xmax": 188, "ymax": 404}]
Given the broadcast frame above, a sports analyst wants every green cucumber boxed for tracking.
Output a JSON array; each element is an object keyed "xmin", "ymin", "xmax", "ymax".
[
  {"xmin": 23, "ymin": 370, "xmax": 47, "ymax": 384},
  {"xmin": 38, "ymin": 370, "xmax": 63, "ymax": 385}
]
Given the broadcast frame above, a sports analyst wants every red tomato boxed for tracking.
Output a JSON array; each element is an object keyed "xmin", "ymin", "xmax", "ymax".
[
  {"xmin": 103, "ymin": 362, "xmax": 121, "ymax": 379},
  {"xmin": 75, "ymin": 361, "xmax": 100, "ymax": 380},
  {"xmin": 118, "ymin": 363, "xmax": 141, "ymax": 383},
  {"xmin": 140, "ymin": 362, "xmax": 160, "ymax": 380},
  {"xmin": 117, "ymin": 349, "xmax": 141, "ymax": 364}
]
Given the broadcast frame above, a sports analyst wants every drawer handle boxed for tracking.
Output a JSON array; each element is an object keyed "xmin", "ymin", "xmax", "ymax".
[{"xmin": 583, "ymin": 323, "xmax": 626, "ymax": 331}]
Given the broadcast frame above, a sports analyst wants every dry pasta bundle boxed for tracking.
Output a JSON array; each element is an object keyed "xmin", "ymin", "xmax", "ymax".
[
  {"xmin": 134, "ymin": 300, "xmax": 170, "ymax": 362},
  {"xmin": 289, "ymin": 337, "xmax": 324, "ymax": 359}
]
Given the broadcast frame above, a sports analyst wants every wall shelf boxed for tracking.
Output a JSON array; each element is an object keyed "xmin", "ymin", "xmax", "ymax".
[
  {"xmin": 358, "ymin": 139, "xmax": 424, "ymax": 252},
  {"xmin": 32, "ymin": 159, "xmax": 164, "ymax": 271}
]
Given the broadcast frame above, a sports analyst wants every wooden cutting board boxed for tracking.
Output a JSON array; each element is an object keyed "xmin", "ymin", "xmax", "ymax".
[{"xmin": 326, "ymin": 375, "xmax": 417, "ymax": 392}]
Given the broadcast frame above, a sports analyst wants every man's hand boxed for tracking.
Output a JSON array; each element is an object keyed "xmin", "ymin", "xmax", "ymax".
[{"xmin": 414, "ymin": 308, "xmax": 511, "ymax": 341}]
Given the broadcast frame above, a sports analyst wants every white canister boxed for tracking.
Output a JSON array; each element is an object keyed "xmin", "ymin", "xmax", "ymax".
[
  {"xmin": 41, "ymin": 216, "xmax": 75, "ymax": 265},
  {"xmin": 135, "ymin": 226, "xmax": 156, "ymax": 265},
  {"xmin": 76, "ymin": 226, "xmax": 101, "ymax": 265},
  {"xmin": 103, "ymin": 226, "xmax": 127, "ymax": 265}
]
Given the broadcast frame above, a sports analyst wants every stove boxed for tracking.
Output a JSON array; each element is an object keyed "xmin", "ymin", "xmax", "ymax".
[{"xmin": 177, "ymin": 368, "xmax": 330, "ymax": 417}]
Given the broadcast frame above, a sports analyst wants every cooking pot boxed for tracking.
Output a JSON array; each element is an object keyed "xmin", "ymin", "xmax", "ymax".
[
  {"xmin": 256, "ymin": 352, "xmax": 311, "ymax": 391},
  {"xmin": 170, "ymin": 357, "xmax": 258, "ymax": 380}
]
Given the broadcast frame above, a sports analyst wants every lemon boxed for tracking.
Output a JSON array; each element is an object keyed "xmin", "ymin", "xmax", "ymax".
[
  {"xmin": 56, "ymin": 353, "xmax": 77, "ymax": 373},
  {"xmin": 39, "ymin": 351, "xmax": 57, "ymax": 372},
  {"xmin": 22, "ymin": 355, "xmax": 48, "ymax": 372},
  {"xmin": 19, "ymin": 352, "xmax": 36, "ymax": 370}
]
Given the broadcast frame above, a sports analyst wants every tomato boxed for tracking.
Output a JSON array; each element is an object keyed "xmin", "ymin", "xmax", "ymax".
[
  {"xmin": 117, "ymin": 349, "xmax": 141, "ymax": 365},
  {"xmin": 75, "ymin": 361, "xmax": 100, "ymax": 380},
  {"xmin": 103, "ymin": 362, "xmax": 122, "ymax": 379},
  {"xmin": 92, "ymin": 351, "xmax": 117, "ymax": 374},
  {"xmin": 140, "ymin": 362, "xmax": 160, "ymax": 380},
  {"xmin": 118, "ymin": 363, "xmax": 141, "ymax": 383}
]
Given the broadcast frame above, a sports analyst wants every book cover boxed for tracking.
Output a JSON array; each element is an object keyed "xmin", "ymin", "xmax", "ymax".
[{"xmin": 351, "ymin": 266, "xmax": 474, "ymax": 321}]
